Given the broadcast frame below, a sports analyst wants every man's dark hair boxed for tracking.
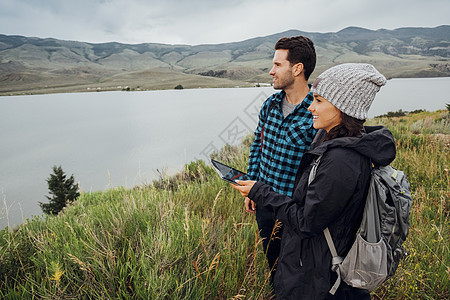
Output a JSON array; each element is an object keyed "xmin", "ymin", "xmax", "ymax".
[
  {"xmin": 275, "ymin": 36, "xmax": 316, "ymax": 80},
  {"xmin": 324, "ymin": 112, "xmax": 365, "ymax": 141}
]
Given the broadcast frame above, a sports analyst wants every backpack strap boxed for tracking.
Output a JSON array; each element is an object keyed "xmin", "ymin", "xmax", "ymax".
[
  {"xmin": 323, "ymin": 228, "xmax": 344, "ymax": 295},
  {"xmin": 307, "ymin": 154, "xmax": 344, "ymax": 295},
  {"xmin": 307, "ymin": 154, "xmax": 322, "ymax": 185}
]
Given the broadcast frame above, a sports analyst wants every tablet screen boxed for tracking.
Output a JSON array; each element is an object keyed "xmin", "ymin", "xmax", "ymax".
[{"xmin": 211, "ymin": 159, "xmax": 248, "ymax": 184}]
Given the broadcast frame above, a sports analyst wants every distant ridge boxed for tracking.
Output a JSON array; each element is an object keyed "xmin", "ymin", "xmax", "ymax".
[{"xmin": 0, "ymin": 26, "xmax": 449, "ymax": 95}]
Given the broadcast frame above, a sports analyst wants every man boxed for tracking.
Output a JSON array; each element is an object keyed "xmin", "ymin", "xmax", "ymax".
[{"xmin": 246, "ymin": 36, "xmax": 317, "ymax": 279}]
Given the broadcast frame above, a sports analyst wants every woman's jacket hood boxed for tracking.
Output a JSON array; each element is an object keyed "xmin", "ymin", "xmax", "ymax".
[{"xmin": 309, "ymin": 125, "xmax": 396, "ymax": 166}]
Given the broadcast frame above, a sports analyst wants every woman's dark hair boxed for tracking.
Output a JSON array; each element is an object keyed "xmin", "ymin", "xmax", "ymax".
[
  {"xmin": 324, "ymin": 113, "xmax": 365, "ymax": 141},
  {"xmin": 275, "ymin": 36, "xmax": 316, "ymax": 80}
]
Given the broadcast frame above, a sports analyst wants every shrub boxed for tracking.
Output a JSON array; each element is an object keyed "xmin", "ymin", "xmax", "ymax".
[{"xmin": 39, "ymin": 166, "xmax": 80, "ymax": 215}]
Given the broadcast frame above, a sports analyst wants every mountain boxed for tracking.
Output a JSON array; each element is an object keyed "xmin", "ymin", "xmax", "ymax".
[{"xmin": 0, "ymin": 26, "xmax": 449, "ymax": 95}]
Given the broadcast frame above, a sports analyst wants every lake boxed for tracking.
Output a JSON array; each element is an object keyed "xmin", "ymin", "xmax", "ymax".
[{"xmin": 1, "ymin": 77, "xmax": 449, "ymax": 229}]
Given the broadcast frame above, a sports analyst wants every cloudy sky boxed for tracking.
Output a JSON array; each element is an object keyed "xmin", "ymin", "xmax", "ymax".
[{"xmin": 0, "ymin": 0, "xmax": 449, "ymax": 45}]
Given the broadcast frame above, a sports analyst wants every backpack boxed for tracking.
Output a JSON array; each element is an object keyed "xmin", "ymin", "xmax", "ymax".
[{"xmin": 308, "ymin": 155, "xmax": 413, "ymax": 294}]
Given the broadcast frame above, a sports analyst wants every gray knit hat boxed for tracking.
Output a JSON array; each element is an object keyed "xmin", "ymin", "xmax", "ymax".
[{"xmin": 310, "ymin": 63, "xmax": 387, "ymax": 120}]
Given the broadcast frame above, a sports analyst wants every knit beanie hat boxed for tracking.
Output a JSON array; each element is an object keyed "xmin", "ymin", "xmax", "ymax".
[{"xmin": 310, "ymin": 63, "xmax": 387, "ymax": 120}]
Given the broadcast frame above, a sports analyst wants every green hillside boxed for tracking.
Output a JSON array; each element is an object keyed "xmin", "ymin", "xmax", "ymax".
[
  {"xmin": 0, "ymin": 26, "xmax": 449, "ymax": 96},
  {"xmin": 1, "ymin": 110, "xmax": 448, "ymax": 299}
]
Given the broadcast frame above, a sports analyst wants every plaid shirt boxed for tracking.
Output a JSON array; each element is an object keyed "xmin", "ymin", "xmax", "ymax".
[{"xmin": 247, "ymin": 90, "xmax": 316, "ymax": 197}]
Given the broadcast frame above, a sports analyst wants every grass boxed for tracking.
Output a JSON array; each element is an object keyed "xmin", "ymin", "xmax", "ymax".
[{"xmin": 0, "ymin": 111, "xmax": 448, "ymax": 299}]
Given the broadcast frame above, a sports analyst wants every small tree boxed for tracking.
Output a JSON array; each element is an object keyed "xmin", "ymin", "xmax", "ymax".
[
  {"xmin": 174, "ymin": 84, "xmax": 184, "ymax": 90},
  {"xmin": 39, "ymin": 165, "xmax": 80, "ymax": 215}
]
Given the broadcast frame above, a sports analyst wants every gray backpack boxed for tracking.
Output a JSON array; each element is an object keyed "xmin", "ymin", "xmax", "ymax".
[{"xmin": 308, "ymin": 155, "xmax": 413, "ymax": 294}]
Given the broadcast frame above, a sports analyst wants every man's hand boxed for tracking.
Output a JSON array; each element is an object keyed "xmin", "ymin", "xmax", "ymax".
[{"xmin": 244, "ymin": 197, "xmax": 256, "ymax": 213}]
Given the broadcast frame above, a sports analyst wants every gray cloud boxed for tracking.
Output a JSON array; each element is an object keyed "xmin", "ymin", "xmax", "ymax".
[{"xmin": 0, "ymin": 0, "xmax": 449, "ymax": 45}]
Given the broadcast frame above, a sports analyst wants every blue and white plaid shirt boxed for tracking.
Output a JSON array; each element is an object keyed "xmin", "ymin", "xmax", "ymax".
[{"xmin": 247, "ymin": 90, "xmax": 316, "ymax": 197}]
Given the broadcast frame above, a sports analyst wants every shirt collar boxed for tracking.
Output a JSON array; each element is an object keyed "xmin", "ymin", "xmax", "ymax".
[
  {"xmin": 275, "ymin": 85, "xmax": 314, "ymax": 108},
  {"xmin": 272, "ymin": 90, "xmax": 285, "ymax": 103}
]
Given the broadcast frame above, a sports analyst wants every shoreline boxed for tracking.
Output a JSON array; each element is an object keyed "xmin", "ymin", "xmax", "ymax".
[{"xmin": 1, "ymin": 75, "xmax": 449, "ymax": 97}]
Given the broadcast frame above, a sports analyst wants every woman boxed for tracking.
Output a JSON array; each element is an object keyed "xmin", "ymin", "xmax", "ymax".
[{"xmin": 233, "ymin": 63, "xmax": 396, "ymax": 299}]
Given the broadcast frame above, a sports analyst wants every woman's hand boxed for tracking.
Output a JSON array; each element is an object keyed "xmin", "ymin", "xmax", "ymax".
[
  {"xmin": 231, "ymin": 180, "xmax": 256, "ymax": 198},
  {"xmin": 244, "ymin": 197, "xmax": 256, "ymax": 213}
]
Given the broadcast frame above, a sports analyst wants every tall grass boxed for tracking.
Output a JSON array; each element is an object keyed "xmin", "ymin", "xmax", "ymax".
[
  {"xmin": 0, "ymin": 136, "xmax": 273, "ymax": 299},
  {"xmin": 1, "ymin": 111, "xmax": 448, "ymax": 299}
]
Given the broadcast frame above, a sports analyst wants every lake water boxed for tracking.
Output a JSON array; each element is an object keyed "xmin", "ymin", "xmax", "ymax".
[{"xmin": 1, "ymin": 77, "xmax": 449, "ymax": 229}]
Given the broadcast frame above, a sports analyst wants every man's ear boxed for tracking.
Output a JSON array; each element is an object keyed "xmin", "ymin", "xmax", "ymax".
[{"xmin": 292, "ymin": 63, "xmax": 304, "ymax": 77}]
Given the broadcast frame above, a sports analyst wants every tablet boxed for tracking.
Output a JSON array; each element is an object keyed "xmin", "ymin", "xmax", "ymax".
[{"xmin": 211, "ymin": 159, "xmax": 248, "ymax": 185}]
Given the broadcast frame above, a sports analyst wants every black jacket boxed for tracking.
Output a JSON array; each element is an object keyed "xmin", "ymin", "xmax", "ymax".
[{"xmin": 248, "ymin": 126, "xmax": 396, "ymax": 299}]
